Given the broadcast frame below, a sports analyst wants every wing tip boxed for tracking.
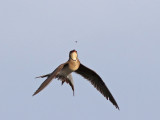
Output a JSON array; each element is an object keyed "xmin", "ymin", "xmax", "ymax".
[
  {"xmin": 107, "ymin": 96, "xmax": 120, "ymax": 110},
  {"xmin": 32, "ymin": 92, "xmax": 36, "ymax": 96},
  {"xmin": 116, "ymin": 105, "xmax": 120, "ymax": 110},
  {"xmin": 32, "ymin": 90, "xmax": 39, "ymax": 96},
  {"xmin": 112, "ymin": 101, "xmax": 120, "ymax": 110}
]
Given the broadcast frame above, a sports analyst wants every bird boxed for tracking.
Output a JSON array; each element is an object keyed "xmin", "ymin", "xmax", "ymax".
[{"xmin": 33, "ymin": 50, "xmax": 119, "ymax": 110}]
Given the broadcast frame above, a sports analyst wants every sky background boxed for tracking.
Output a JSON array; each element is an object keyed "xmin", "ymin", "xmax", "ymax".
[{"xmin": 0, "ymin": 0, "xmax": 160, "ymax": 120}]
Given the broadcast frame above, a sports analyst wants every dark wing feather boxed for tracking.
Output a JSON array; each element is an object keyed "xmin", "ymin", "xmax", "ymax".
[
  {"xmin": 32, "ymin": 62, "xmax": 68, "ymax": 96},
  {"xmin": 75, "ymin": 64, "xmax": 119, "ymax": 110}
]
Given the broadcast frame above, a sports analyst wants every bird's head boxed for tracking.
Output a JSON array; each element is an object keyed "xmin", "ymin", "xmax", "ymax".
[{"xmin": 69, "ymin": 50, "xmax": 78, "ymax": 61}]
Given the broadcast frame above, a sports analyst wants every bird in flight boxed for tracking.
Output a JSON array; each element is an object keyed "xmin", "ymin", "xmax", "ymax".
[{"xmin": 33, "ymin": 50, "xmax": 119, "ymax": 109}]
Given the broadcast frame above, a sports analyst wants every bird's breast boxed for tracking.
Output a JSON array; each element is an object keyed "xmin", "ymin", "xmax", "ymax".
[{"xmin": 69, "ymin": 60, "xmax": 80, "ymax": 71}]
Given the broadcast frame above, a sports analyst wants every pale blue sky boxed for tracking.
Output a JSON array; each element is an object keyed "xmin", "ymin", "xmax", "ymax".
[{"xmin": 0, "ymin": 0, "xmax": 160, "ymax": 120}]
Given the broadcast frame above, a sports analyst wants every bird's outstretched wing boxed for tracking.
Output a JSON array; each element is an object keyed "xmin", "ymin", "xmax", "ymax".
[
  {"xmin": 32, "ymin": 62, "xmax": 68, "ymax": 96},
  {"xmin": 75, "ymin": 64, "xmax": 119, "ymax": 110}
]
